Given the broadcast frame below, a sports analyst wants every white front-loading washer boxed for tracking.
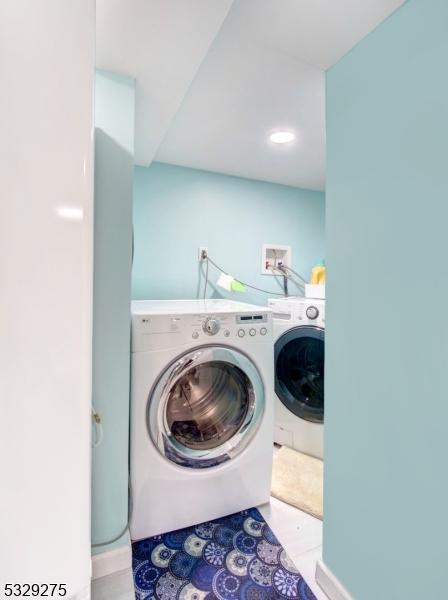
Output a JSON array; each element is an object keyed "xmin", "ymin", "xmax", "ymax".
[
  {"xmin": 268, "ymin": 297, "xmax": 325, "ymax": 459},
  {"xmin": 130, "ymin": 299, "xmax": 274, "ymax": 541}
]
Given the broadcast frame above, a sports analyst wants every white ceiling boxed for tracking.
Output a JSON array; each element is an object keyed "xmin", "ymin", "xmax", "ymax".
[
  {"xmin": 212, "ymin": 0, "xmax": 407, "ymax": 72},
  {"xmin": 96, "ymin": 0, "xmax": 234, "ymax": 165},
  {"xmin": 156, "ymin": 30, "xmax": 326, "ymax": 190},
  {"xmin": 97, "ymin": 0, "xmax": 406, "ymax": 191}
]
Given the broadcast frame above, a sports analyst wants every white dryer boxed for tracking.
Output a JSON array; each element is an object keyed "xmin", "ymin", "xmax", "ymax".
[
  {"xmin": 130, "ymin": 299, "xmax": 274, "ymax": 541},
  {"xmin": 268, "ymin": 297, "xmax": 324, "ymax": 459}
]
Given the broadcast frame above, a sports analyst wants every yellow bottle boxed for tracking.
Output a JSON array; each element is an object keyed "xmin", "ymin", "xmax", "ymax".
[{"xmin": 310, "ymin": 260, "xmax": 326, "ymax": 284}]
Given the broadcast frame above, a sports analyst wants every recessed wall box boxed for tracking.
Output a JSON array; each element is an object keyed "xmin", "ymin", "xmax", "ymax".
[{"xmin": 261, "ymin": 244, "xmax": 292, "ymax": 275}]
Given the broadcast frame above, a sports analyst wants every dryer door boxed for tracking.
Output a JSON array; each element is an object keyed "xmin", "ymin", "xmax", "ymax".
[
  {"xmin": 275, "ymin": 326, "xmax": 324, "ymax": 423},
  {"xmin": 148, "ymin": 346, "xmax": 264, "ymax": 468}
]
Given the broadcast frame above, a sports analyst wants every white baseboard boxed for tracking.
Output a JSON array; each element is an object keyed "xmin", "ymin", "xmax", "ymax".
[
  {"xmin": 315, "ymin": 560, "xmax": 353, "ymax": 600},
  {"xmin": 91, "ymin": 542, "xmax": 132, "ymax": 580}
]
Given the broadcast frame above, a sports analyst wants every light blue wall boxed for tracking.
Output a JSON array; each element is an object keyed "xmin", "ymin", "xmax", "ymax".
[
  {"xmin": 133, "ymin": 163, "xmax": 325, "ymax": 303},
  {"xmin": 324, "ymin": 1, "xmax": 448, "ymax": 598},
  {"xmin": 92, "ymin": 71, "xmax": 135, "ymax": 552}
]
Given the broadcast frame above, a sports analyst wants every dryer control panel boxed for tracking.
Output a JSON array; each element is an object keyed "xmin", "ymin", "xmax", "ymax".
[
  {"xmin": 132, "ymin": 310, "xmax": 272, "ymax": 352},
  {"xmin": 191, "ymin": 311, "xmax": 271, "ymax": 344},
  {"xmin": 202, "ymin": 317, "xmax": 221, "ymax": 336}
]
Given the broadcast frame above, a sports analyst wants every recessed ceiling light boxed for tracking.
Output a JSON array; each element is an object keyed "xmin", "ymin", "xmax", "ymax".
[{"xmin": 269, "ymin": 131, "xmax": 295, "ymax": 144}]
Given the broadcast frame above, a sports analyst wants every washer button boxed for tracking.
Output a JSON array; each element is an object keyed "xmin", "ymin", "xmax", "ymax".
[
  {"xmin": 306, "ymin": 305, "xmax": 319, "ymax": 320},
  {"xmin": 260, "ymin": 327, "xmax": 267, "ymax": 336},
  {"xmin": 224, "ymin": 329, "xmax": 230, "ymax": 337},
  {"xmin": 237, "ymin": 329, "xmax": 245, "ymax": 338},
  {"xmin": 192, "ymin": 331, "xmax": 199, "ymax": 339},
  {"xmin": 249, "ymin": 328, "xmax": 256, "ymax": 336}
]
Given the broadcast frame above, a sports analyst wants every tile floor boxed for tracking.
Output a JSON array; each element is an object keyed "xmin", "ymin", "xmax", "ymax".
[
  {"xmin": 91, "ymin": 496, "xmax": 326, "ymax": 600},
  {"xmin": 259, "ymin": 497, "xmax": 325, "ymax": 600},
  {"xmin": 91, "ymin": 566, "xmax": 134, "ymax": 600}
]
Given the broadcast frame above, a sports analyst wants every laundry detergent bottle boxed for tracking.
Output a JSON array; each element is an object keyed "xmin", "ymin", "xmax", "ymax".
[{"xmin": 310, "ymin": 259, "xmax": 326, "ymax": 284}]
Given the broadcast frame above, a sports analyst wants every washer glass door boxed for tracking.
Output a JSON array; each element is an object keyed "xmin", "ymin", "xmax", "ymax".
[
  {"xmin": 148, "ymin": 346, "xmax": 264, "ymax": 468},
  {"xmin": 275, "ymin": 326, "xmax": 324, "ymax": 423}
]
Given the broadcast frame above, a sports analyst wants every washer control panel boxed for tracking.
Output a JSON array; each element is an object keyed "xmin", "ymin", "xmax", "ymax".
[
  {"xmin": 306, "ymin": 305, "xmax": 319, "ymax": 320},
  {"xmin": 268, "ymin": 297, "xmax": 325, "ymax": 326}
]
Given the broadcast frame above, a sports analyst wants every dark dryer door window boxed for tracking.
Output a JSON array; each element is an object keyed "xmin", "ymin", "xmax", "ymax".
[
  {"xmin": 166, "ymin": 361, "xmax": 250, "ymax": 451},
  {"xmin": 148, "ymin": 346, "xmax": 265, "ymax": 468},
  {"xmin": 275, "ymin": 326, "xmax": 324, "ymax": 423}
]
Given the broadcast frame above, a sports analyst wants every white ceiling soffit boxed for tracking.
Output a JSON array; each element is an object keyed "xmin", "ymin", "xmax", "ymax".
[
  {"xmin": 156, "ymin": 33, "xmax": 326, "ymax": 190},
  {"xmin": 96, "ymin": 0, "xmax": 235, "ymax": 166},
  {"xmin": 209, "ymin": 0, "xmax": 407, "ymax": 72},
  {"xmin": 97, "ymin": 0, "xmax": 405, "ymax": 188},
  {"xmin": 156, "ymin": 0, "xmax": 405, "ymax": 190}
]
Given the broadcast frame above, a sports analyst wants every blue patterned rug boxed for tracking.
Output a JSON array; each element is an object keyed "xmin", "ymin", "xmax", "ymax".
[{"xmin": 132, "ymin": 508, "xmax": 317, "ymax": 600}]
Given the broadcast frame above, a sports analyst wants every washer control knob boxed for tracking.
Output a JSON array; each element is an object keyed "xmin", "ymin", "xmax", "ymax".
[
  {"xmin": 249, "ymin": 328, "xmax": 256, "ymax": 336},
  {"xmin": 260, "ymin": 327, "xmax": 268, "ymax": 336},
  {"xmin": 192, "ymin": 331, "xmax": 199, "ymax": 339},
  {"xmin": 224, "ymin": 329, "xmax": 230, "ymax": 337},
  {"xmin": 306, "ymin": 305, "xmax": 319, "ymax": 320},
  {"xmin": 237, "ymin": 329, "xmax": 245, "ymax": 338},
  {"xmin": 203, "ymin": 317, "xmax": 221, "ymax": 335}
]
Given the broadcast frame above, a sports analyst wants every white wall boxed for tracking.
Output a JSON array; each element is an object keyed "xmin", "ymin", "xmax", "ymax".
[{"xmin": 0, "ymin": 1, "xmax": 94, "ymax": 597}]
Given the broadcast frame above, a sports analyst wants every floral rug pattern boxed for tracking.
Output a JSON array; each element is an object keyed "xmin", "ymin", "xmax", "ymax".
[{"xmin": 132, "ymin": 508, "xmax": 316, "ymax": 600}]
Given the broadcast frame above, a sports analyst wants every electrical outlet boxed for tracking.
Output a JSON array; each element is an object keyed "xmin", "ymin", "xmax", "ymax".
[{"xmin": 198, "ymin": 246, "xmax": 208, "ymax": 261}]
